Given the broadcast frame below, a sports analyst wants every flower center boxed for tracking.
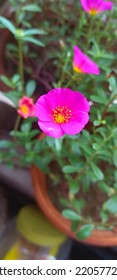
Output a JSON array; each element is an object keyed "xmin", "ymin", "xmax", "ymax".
[
  {"xmin": 89, "ymin": 8, "xmax": 98, "ymax": 15},
  {"xmin": 21, "ymin": 105, "xmax": 29, "ymax": 114},
  {"xmin": 52, "ymin": 106, "xmax": 72, "ymax": 124},
  {"xmin": 73, "ymin": 64, "xmax": 84, "ymax": 74}
]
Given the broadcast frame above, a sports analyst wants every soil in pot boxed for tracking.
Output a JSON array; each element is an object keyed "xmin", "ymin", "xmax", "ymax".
[{"xmin": 47, "ymin": 162, "xmax": 116, "ymax": 230}]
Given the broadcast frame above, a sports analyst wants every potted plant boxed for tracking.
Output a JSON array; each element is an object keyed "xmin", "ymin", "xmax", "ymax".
[{"xmin": 0, "ymin": 0, "xmax": 117, "ymax": 246}]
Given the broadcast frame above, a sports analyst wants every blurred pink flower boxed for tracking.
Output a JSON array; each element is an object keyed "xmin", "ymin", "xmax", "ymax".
[
  {"xmin": 73, "ymin": 46, "xmax": 100, "ymax": 75},
  {"xmin": 18, "ymin": 96, "xmax": 35, "ymax": 119},
  {"xmin": 80, "ymin": 0, "xmax": 113, "ymax": 15},
  {"xmin": 35, "ymin": 88, "xmax": 90, "ymax": 138}
]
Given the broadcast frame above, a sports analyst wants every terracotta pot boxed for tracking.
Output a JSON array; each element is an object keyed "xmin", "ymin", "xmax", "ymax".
[{"xmin": 31, "ymin": 165, "xmax": 117, "ymax": 247}]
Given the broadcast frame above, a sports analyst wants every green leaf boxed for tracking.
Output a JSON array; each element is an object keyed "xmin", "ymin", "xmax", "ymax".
[
  {"xmin": 10, "ymin": 129, "xmax": 38, "ymax": 140},
  {"xmin": 4, "ymin": 90, "xmax": 21, "ymax": 105},
  {"xmin": 76, "ymin": 224, "xmax": 94, "ymax": 239},
  {"xmin": 0, "ymin": 16, "xmax": 16, "ymax": 34},
  {"xmin": 100, "ymin": 210, "xmax": 108, "ymax": 223},
  {"xmin": 71, "ymin": 221, "xmax": 79, "ymax": 232},
  {"xmin": 23, "ymin": 36, "xmax": 44, "ymax": 47},
  {"xmin": 6, "ymin": 43, "xmax": 18, "ymax": 53},
  {"xmin": 87, "ymin": 171, "xmax": 98, "ymax": 183},
  {"xmin": 98, "ymin": 182, "xmax": 114, "ymax": 195},
  {"xmin": 22, "ymin": 4, "xmax": 41, "ymax": 12},
  {"xmin": 21, "ymin": 20, "xmax": 31, "ymax": 28},
  {"xmin": 62, "ymin": 165, "xmax": 79, "ymax": 174},
  {"xmin": 79, "ymin": 143, "xmax": 92, "ymax": 156},
  {"xmin": 90, "ymin": 40, "xmax": 100, "ymax": 56},
  {"xmin": 114, "ymin": 171, "xmax": 117, "ymax": 183},
  {"xmin": 25, "ymin": 130, "xmax": 39, "ymax": 139},
  {"xmin": 24, "ymin": 28, "xmax": 47, "ymax": 36},
  {"xmin": 92, "ymin": 143, "xmax": 100, "ymax": 150},
  {"xmin": 33, "ymin": 157, "xmax": 49, "ymax": 173},
  {"xmin": 62, "ymin": 209, "xmax": 81, "ymax": 221},
  {"xmin": 71, "ymin": 199, "xmax": 85, "ymax": 212},
  {"xmin": 113, "ymin": 150, "xmax": 117, "ymax": 167},
  {"xmin": 93, "ymin": 120, "xmax": 100, "ymax": 126},
  {"xmin": 90, "ymin": 95, "xmax": 107, "ymax": 104},
  {"xmin": 20, "ymin": 122, "xmax": 32, "ymax": 132},
  {"xmin": 103, "ymin": 195, "xmax": 117, "ymax": 214},
  {"xmin": 90, "ymin": 163, "xmax": 104, "ymax": 180},
  {"xmin": 59, "ymin": 198, "xmax": 70, "ymax": 208},
  {"xmin": 26, "ymin": 80, "xmax": 36, "ymax": 97},
  {"xmin": 109, "ymin": 76, "xmax": 117, "ymax": 92},
  {"xmin": 12, "ymin": 74, "xmax": 20, "ymax": 84},
  {"xmin": 0, "ymin": 75, "xmax": 14, "ymax": 87},
  {"xmin": 109, "ymin": 104, "xmax": 117, "ymax": 113},
  {"xmin": 69, "ymin": 181, "xmax": 79, "ymax": 194},
  {"xmin": 54, "ymin": 138, "xmax": 62, "ymax": 152},
  {"xmin": 0, "ymin": 140, "xmax": 13, "ymax": 149}
]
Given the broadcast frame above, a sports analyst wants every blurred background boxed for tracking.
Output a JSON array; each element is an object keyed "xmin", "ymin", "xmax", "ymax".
[{"xmin": 0, "ymin": 0, "xmax": 117, "ymax": 260}]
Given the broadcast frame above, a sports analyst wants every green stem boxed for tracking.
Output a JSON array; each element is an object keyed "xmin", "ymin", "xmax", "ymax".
[
  {"xmin": 13, "ymin": 114, "xmax": 21, "ymax": 144},
  {"xmin": 86, "ymin": 15, "xmax": 95, "ymax": 49},
  {"xmin": 65, "ymin": 73, "xmax": 82, "ymax": 88},
  {"xmin": 65, "ymin": 74, "xmax": 75, "ymax": 88},
  {"xmin": 13, "ymin": 39, "xmax": 25, "ymax": 136},
  {"xmin": 18, "ymin": 38, "xmax": 25, "ymax": 96},
  {"xmin": 95, "ymin": 17, "xmax": 103, "ymax": 44},
  {"xmin": 14, "ymin": 115, "xmax": 21, "ymax": 133},
  {"xmin": 102, "ymin": 92, "xmax": 117, "ymax": 118},
  {"xmin": 58, "ymin": 55, "xmax": 70, "ymax": 87}
]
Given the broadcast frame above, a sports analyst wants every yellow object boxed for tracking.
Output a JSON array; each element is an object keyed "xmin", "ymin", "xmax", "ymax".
[
  {"xmin": 16, "ymin": 205, "xmax": 66, "ymax": 255},
  {"xmin": 3, "ymin": 243, "xmax": 19, "ymax": 260}
]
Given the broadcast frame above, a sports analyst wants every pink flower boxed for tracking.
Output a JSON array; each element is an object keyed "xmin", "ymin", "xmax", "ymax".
[
  {"xmin": 35, "ymin": 88, "xmax": 90, "ymax": 138},
  {"xmin": 80, "ymin": 0, "xmax": 113, "ymax": 15},
  {"xmin": 73, "ymin": 46, "xmax": 100, "ymax": 75},
  {"xmin": 18, "ymin": 96, "xmax": 35, "ymax": 119}
]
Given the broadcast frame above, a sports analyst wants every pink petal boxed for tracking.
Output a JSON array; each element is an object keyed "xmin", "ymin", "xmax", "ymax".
[
  {"xmin": 73, "ymin": 111, "xmax": 89, "ymax": 123},
  {"xmin": 73, "ymin": 91, "xmax": 90, "ymax": 113},
  {"xmin": 29, "ymin": 107, "xmax": 35, "ymax": 116},
  {"xmin": 19, "ymin": 96, "xmax": 31, "ymax": 106},
  {"xmin": 61, "ymin": 112, "xmax": 89, "ymax": 135},
  {"xmin": 80, "ymin": 0, "xmax": 113, "ymax": 13},
  {"xmin": 38, "ymin": 120, "xmax": 64, "ymax": 138},
  {"xmin": 81, "ymin": 57, "xmax": 100, "ymax": 75},
  {"xmin": 45, "ymin": 88, "xmax": 76, "ymax": 109},
  {"xmin": 80, "ymin": 0, "xmax": 95, "ymax": 12},
  {"xmin": 97, "ymin": 2, "xmax": 113, "ymax": 12},
  {"xmin": 35, "ymin": 95, "xmax": 52, "ymax": 121},
  {"xmin": 35, "ymin": 88, "xmax": 90, "ymax": 137},
  {"xmin": 73, "ymin": 46, "xmax": 100, "ymax": 75},
  {"xmin": 73, "ymin": 46, "xmax": 86, "ymax": 69}
]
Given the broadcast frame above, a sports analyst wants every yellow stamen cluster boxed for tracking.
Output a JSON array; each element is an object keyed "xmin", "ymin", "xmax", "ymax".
[
  {"xmin": 89, "ymin": 8, "xmax": 98, "ymax": 15},
  {"xmin": 52, "ymin": 105, "xmax": 72, "ymax": 124},
  {"xmin": 73, "ymin": 64, "xmax": 84, "ymax": 74},
  {"xmin": 21, "ymin": 105, "xmax": 29, "ymax": 114}
]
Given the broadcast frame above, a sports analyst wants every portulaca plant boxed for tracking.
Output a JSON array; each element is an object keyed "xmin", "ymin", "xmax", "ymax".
[{"xmin": 0, "ymin": 0, "xmax": 117, "ymax": 239}]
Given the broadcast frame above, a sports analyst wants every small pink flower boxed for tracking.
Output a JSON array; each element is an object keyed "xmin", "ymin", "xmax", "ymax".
[
  {"xmin": 80, "ymin": 0, "xmax": 113, "ymax": 15},
  {"xmin": 35, "ymin": 88, "xmax": 90, "ymax": 138},
  {"xmin": 73, "ymin": 46, "xmax": 100, "ymax": 75},
  {"xmin": 18, "ymin": 96, "xmax": 35, "ymax": 119}
]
